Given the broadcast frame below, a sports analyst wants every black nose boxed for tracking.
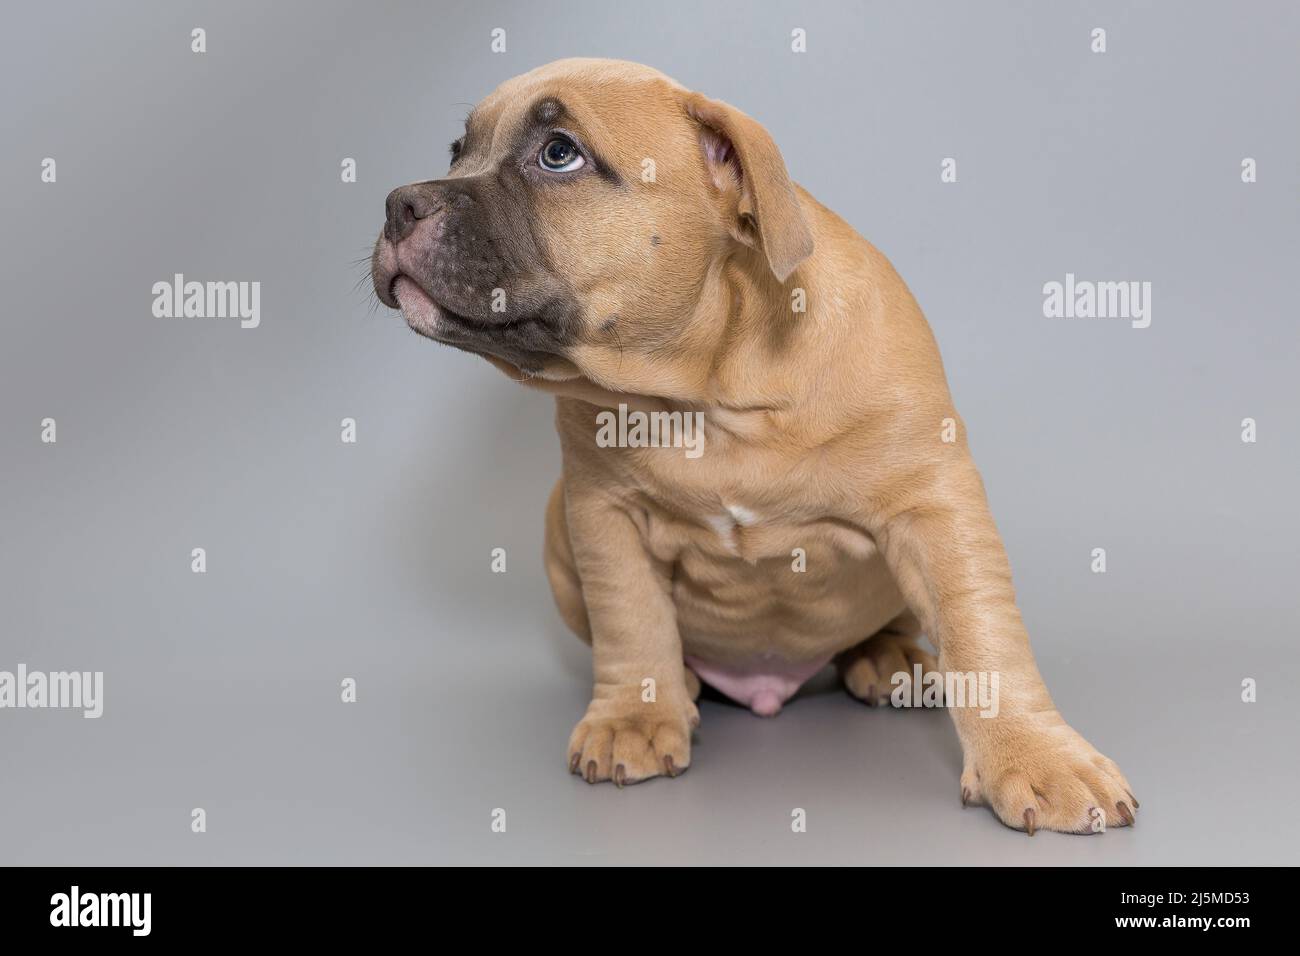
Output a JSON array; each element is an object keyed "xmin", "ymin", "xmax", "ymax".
[{"xmin": 384, "ymin": 183, "xmax": 440, "ymax": 244}]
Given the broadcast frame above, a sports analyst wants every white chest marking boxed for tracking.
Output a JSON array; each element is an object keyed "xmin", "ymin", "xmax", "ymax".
[
  {"xmin": 705, "ymin": 513, "xmax": 738, "ymax": 553},
  {"xmin": 704, "ymin": 504, "xmax": 761, "ymax": 555},
  {"xmin": 727, "ymin": 504, "xmax": 759, "ymax": 526}
]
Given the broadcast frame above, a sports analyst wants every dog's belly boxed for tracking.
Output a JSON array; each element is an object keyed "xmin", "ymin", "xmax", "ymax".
[
  {"xmin": 644, "ymin": 503, "xmax": 908, "ymax": 715},
  {"xmin": 683, "ymin": 652, "xmax": 833, "ymax": 717}
]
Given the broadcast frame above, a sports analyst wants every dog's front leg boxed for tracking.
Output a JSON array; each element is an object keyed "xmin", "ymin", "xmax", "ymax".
[
  {"xmin": 871, "ymin": 458, "xmax": 1138, "ymax": 834},
  {"xmin": 564, "ymin": 482, "xmax": 697, "ymax": 786}
]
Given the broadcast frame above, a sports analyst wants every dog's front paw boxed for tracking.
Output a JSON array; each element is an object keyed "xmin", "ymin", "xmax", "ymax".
[
  {"xmin": 567, "ymin": 686, "xmax": 697, "ymax": 786},
  {"xmin": 961, "ymin": 715, "xmax": 1138, "ymax": 834}
]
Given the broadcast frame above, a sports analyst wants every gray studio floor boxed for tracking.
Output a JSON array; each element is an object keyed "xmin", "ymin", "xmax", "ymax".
[{"xmin": 3, "ymin": 451, "xmax": 1295, "ymax": 865}]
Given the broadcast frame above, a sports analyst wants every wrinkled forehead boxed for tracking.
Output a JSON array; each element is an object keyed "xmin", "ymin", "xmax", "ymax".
[{"xmin": 467, "ymin": 65, "xmax": 687, "ymax": 170}]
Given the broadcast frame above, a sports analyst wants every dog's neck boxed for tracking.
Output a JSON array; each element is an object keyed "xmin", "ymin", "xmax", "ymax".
[{"xmin": 486, "ymin": 247, "xmax": 808, "ymax": 426}]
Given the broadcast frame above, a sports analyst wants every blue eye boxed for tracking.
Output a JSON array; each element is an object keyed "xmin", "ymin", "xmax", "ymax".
[{"xmin": 538, "ymin": 137, "xmax": 585, "ymax": 172}]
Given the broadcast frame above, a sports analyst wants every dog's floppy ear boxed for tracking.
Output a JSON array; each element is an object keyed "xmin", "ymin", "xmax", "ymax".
[{"xmin": 684, "ymin": 92, "xmax": 814, "ymax": 282}]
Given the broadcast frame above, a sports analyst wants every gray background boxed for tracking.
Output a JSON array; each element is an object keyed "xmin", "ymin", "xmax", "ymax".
[{"xmin": 2, "ymin": 0, "xmax": 1297, "ymax": 865}]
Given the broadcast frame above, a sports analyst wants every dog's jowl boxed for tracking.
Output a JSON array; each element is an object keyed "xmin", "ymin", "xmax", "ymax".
[{"xmin": 371, "ymin": 58, "xmax": 1137, "ymax": 835}]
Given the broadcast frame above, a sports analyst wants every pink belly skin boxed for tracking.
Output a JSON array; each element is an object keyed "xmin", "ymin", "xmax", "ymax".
[{"xmin": 684, "ymin": 653, "xmax": 832, "ymax": 717}]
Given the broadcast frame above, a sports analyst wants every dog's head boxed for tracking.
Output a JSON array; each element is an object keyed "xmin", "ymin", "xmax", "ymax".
[{"xmin": 371, "ymin": 58, "xmax": 813, "ymax": 393}]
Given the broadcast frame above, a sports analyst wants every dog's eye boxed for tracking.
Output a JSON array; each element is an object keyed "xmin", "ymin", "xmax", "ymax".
[{"xmin": 538, "ymin": 137, "xmax": 584, "ymax": 172}]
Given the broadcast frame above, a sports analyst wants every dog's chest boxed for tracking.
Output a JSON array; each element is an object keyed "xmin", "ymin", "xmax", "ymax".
[
  {"xmin": 623, "ymin": 457, "xmax": 903, "ymax": 716},
  {"xmin": 624, "ymin": 441, "xmax": 871, "ymax": 564},
  {"xmin": 641, "ymin": 497, "xmax": 896, "ymax": 716},
  {"xmin": 699, "ymin": 502, "xmax": 762, "ymax": 557},
  {"xmin": 638, "ymin": 491, "xmax": 875, "ymax": 567}
]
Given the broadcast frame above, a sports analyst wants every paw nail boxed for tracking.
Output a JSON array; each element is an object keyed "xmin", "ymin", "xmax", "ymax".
[
  {"xmin": 569, "ymin": 753, "xmax": 581, "ymax": 774},
  {"xmin": 1023, "ymin": 808, "xmax": 1037, "ymax": 836},
  {"xmin": 1128, "ymin": 792, "xmax": 1140, "ymax": 809},
  {"xmin": 865, "ymin": 685, "xmax": 877, "ymax": 706},
  {"xmin": 585, "ymin": 760, "xmax": 597, "ymax": 784},
  {"xmin": 614, "ymin": 764, "xmax": 626, "ymax": 788},
  {"xmin": 961, "ymin": 787, "xmax": 970, "ymax": 808},
  {"xmin": 664, "ymin": 755, "xmax": 678, "ymax": 778},
  {"xmin": 1117, "ymin": 801, "xmax": 1135, "ymax": 826}
]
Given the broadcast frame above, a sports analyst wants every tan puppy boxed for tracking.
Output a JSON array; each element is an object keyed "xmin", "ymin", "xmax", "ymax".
[{"xmin": 372, "ymin": 58, "xmax": 1137, "ymax": 834}]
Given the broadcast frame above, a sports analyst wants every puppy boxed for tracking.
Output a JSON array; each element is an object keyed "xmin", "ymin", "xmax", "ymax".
[{"xmin": 372, "ymin": 58, "xmax": 1137, "ymax": 834}]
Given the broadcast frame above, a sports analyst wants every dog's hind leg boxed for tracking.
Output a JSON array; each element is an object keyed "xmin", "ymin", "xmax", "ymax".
[{"xmin": 836, "ymin": 610, "xmax": 941, "ymax": 708}]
